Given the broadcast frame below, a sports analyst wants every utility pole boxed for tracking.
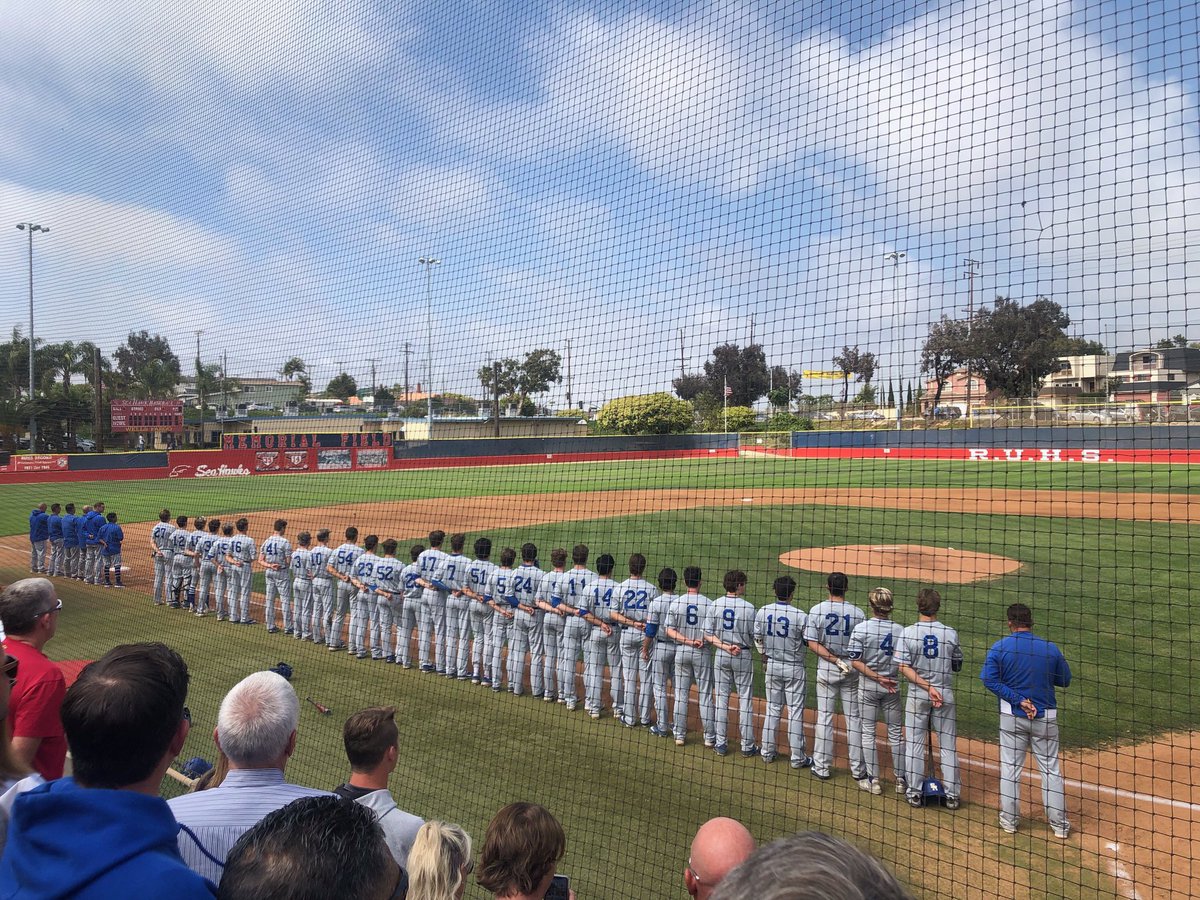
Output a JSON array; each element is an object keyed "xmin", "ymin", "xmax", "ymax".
[
  {"xmin": 402, "ymin": 343, "xmax": 412, "ymax": 407},
  {"xmin": 963, "ymin": 258, "xmax": 980, "ymax": 421},
  {"xmin": 492, "ymin": 361, "xmax": 501, "ymax": 438},
  {"xmin": 195, "ymin": 329, "xmax": 205, "ymax": 447},
  {"xmin": 679, "ymin": 328, "xmax": 686, "ymax": 378},
  {"xmin": 93, "ymin": 345, "xmax": 104, "ymax": 453},
  {"xmin": 565, "ymin": 340, "xmax": 573, "ymax": 410},
  {"xmin": 222, "ymin": 350, "xmax": 228, "ymax": 415},
  {"xmin": 749, "ymin": 314, "xmax": 755, "ymax": 347},
  {"xmin": 367, "ymin": 358, "xmax": 380, "ymax": 403}
]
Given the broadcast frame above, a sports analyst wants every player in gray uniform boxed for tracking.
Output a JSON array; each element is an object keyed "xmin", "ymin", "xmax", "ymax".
[
  {"xmin": 259, "ymin": 519, "xmax": 294, "ymax": 634},
  {"xmin": 508, "ymin": 543, "xmax": 545, "ymax": 696},
  {"xmin": 325, "ymin": 527, "xmax": 362, "ymax": 651},
  {"xmin": 194, "ymin": 519, "xmax": 221, "ymax": 617},
  {"xmin": 847, "ymin": 587, "xmax": 907, "ymax": 794},
  {"xmin": 184, "ymin": 517, "xmax": 206, "ymax": 608},
  {"xmin": 665, "ymin": 566, "xmax": 716, "ymax": 748},
  {"xmin": 440, "ymin": 534, "xmax": 471, "ymax": 679},
  {"xmin": 168, "ymin": 515, "xmax": 195, "ymax": 609},
  {"xmin": 581, "ymin": 554, "xmax": 623, "ymax": 719},
  {"xmin": 534, "ymin": 549, "xmax": 571, "ymax": 702},
  {"xmin": 706, "ymin": 571, "xmax": 759, "ymax": 757},
  {"xmin": 149, "ymin": 510, "xmax": 175, "ymax": 606},
  {"xmin": 307, "ymin": 530, "xmax": 334, "ymax": 644},
  {"xmin": 371, "ymin": 539, "xmax": 403, "ymax": 661},
  {"xmin": 641, "ymin": 568, "xmax": 677, "ymax": 737},
  {"xmin": 803, "ymin": 571, "xmax": 867, "ymax": 781},
  {"xmin": 348, "ymin": 535, "xmax": 381, "ymax": 659},
  {"xmin": 486, "ymin": 547, "xmax": 518, "ymax": 690},
  {"xmin": 897, "ymin": 587, "xmax": 964, "ymax": 809},
  {"xmin": 612, "ymin": 553, "xmax": 655, "ymax": 727},
  {"xmin": 462, "ymin": 540, "xmax": 494, "ymax": 681},
  {"xmin": 556, "ymin": 545, "xmax": 597, "ymax": 711},
  {"xmin": 754, "ymin": 575, "xmax": 812, "ymax": 768},
  {"xmin": 416, "ymin": 531, "xmax": 450, "ymax": 673},
  {"xmin": 213, "ymin": 523, "xmax": 235, "ymax": 620},
  {"xmin": 225, "ymin": 517, "xmax": 257, "ymax": 625},
  {"xmin": 396, "ymin": 544, "xmax": 426, "ymax": 668},
  {"xmin": 290, "ymin": 532, "xmax": 315, "ymax": 641}
]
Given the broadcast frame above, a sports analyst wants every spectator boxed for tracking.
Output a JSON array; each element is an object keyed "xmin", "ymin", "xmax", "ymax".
[
  {"xmin": 0, "ymin": 642, "xmax": 215, "ymax": 897},
  {"xmin": 218, "ymin": 796, "xmax": 404, "ymax": 900},
  {"xmin": 0, "ymin": 579, "xmax": 67, "ymax": 780},
  {"xmin": 684, "ymin": 817, "xmax": 755, "ymax": 900},
  {"xmin": 980, "ymin": 603, "xmax": 1072, "ymax": 838},
  {"xmin": 0, "ymin": 646, "xmax": 44, "ymax": 853},
  {"xmin": 710, "ymin": 831, "xmax": 913, "ymax": 900},
  {"xmin": 407, "ymin": 821, "xmax": 472, "ymax": 900},
  {"xmin": 334, "ymin": 706, "xmax": 424, "ymax": 868},
  {"xmin": 477, "ymin": 802, "xmax": 568, "ymax": 900},
  {"xmin": 169, "ymin": 671, "xmax": 329, "ymax": 883}
]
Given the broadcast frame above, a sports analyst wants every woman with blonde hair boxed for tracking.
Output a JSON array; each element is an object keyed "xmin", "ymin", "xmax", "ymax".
[{"xmin": 407, "ymin": 820, "xmax": 473, "ymax": 900}]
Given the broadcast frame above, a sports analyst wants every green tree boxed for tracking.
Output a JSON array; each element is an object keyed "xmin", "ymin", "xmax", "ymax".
[
  {"xmin": 853, "ymin": 384, "xmax": 877, "ymax": 405},
  {"xmin": 920, "ymin": 316, "xmax": 969, "ymax": 412},
  {"xmin": 373, "ymin": 386, "xmax": 395, "ymax": 411},
  {"xmin": 672, "ymin": 372, "xmax": 708, "ymax": 401},
  {"xmin": 596, "ymin": 393, "xmax": 693, "ymax": 435},
  {"xmin": 702, "ymin": 344, "xmax": 770, "ymax": 407},
  {"xmin": 723, "ymin": 406, "xmax": 758, "ymax": 432},
  {"xmin": 478, "ymin": 351, "xmax": 561, "ymax": 413},
  {"xmin": 1056, "ymin": 336, "xmax": 1107, "ymax": 356},
  {"xmin": 114, "ymin": 331, "xmax": 181, "ymax": 399},
  {"xmin": 767, "ymin": 366, "xmax": 803, "ymax": 410},
  {"xmin": 326, "ymin": 372, "xmax": 358, "ymax": 401},
  {"xmin": 832, "ymin": 346, "xmax": 878, "ymax": 403},
  {"xmin": 280, "ymin": 357, "xmax": 308, "ymax": 380},
  {"xmin": 967, "ymin": 296, "xmax": 1071, "ymax": 398}
]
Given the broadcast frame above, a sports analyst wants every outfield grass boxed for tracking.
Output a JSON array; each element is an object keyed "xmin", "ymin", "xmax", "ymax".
[
  {"xmin": 22, "ymin": 575, "xmax": 1116, "ymax": 900},
  {"xmin": 2, "ymin": 455, "xmax": 1199, "ymax": 536}
]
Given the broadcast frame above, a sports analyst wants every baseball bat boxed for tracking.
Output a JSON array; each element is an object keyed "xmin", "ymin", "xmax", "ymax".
[{"xmin": 305, "ymin": 696, "xmax": 332, "ymax": 716}]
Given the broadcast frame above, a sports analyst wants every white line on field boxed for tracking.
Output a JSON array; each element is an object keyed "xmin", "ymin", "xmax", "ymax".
[{"xmin": 1105, "ymin": 842, "xmax": 1144, "ymax": 900}]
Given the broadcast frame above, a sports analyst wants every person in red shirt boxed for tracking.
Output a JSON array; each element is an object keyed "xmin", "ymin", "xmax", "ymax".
[{"xmin": 0, "ymin": 579, "xmax": 67, "ymax": 780}]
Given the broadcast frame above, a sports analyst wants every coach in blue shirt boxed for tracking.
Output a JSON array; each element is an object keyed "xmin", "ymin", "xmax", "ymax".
[
  {"xmin": 28, "ymin": 505, "xmax": 48, "ymax": 574},
  {"xmin": 980, "ymin": 603, "xmax": 1072, "ymax": 838}
]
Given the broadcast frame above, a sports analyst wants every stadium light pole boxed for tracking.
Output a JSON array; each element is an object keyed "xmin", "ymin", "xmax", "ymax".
[
  {"xmin": 195, "ymin": 329, "xmax": 205, "ymax": 447},
  {"xmin": 16, "ymin": 223, "xmax": 49, "ymax": 451},
  {"xmin": 418, "ymin": 256, "xmax": 440, "ymax": 441},
  {"xmin": 885, "ymin": 251, "xmax": 906, "ymax": 430}
]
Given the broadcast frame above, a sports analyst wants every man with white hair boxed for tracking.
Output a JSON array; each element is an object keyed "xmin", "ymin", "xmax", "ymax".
[{"xmin": 168, "ymin": 670, "xmax": 328, "ymax": 883}]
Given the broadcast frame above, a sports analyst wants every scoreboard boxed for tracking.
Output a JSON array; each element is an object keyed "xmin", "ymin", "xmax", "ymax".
[{"xmin": 111, "ymin": 399, "xmax": 184, "ymax": 433}]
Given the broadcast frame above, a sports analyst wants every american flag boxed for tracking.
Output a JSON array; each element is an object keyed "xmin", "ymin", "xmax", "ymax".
[{"xmin": 724, "ymin": 385, "xmax": 733, "ymax": 398}]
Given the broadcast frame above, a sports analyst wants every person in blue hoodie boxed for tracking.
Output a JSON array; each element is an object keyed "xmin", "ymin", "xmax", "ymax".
[
  {"xmin": 0, "ymin": 642, "xmax": 215, "ymax": 898},
  {"xmin": 27, "ymin": 505, "xmax": 47, "ymax": 576},
  {"xmin": 45, "ymin": 504, "xmax": 64, "ymax": 577},
  {"xmin": 60, "ymin": 504, "xmax": 79, "ymax": 579},
  {"xmin": 82, "ymin": 502, "xmax": 106, "ymax": 585}
]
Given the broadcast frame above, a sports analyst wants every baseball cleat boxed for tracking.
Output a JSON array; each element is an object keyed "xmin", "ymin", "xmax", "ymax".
[
  {"xmin": 1000, "ymin": 821, "xmax": 1018, "ymax": 835},
  {"xmin": 811, "ymin": 769, "xmax": 832, "ymax": 781},
  {"xmin": 1052, "ymin": 824, "xmax": 1071, "ymax": 839},
  {"xmin": 761, "ymin": 750, "xmax": 777, "ymax": 763},
  {"xmin": 713, "ymin": 743, "xmax": 728, "ymax": 757},
  {"xmin": 944, "ymin": 796, "xmax": 961, "ymax": 811},
  {"xmin": 703, "ymin": 736, "xmax": 716, "ymax": 749},
  {"xmin": 895, "ymin": 777, "xmax": 908, "ymax": 794},
  {"xmin": 869, "ymin": 778, "xmax": 883, "ymax": 795},
  {"xmin": 741, "ymin": 744, "xmax": 760, "ymax": 758},
  {"xmin": 674, "ymin": 737, "xmax": 686, "ymax": 747},
  {"xmin": 857, "ymin": 777, "xmax": 874, "ymax": 792},
  {"xmin": 649, "ymin": 725, "xmax": 670, "ymax": 738},
  {"xmin": 790, "ymin": 756, "xmax": 813, "ymax": 770}
]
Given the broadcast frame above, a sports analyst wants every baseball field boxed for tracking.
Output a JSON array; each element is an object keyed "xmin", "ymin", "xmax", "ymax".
[{"xmin": 1, "ymin": 455, "xmax": 1196, "ymax": 898}]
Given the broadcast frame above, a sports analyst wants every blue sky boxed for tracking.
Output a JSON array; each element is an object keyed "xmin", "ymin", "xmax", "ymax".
[{"xmin": 1, "ymin": 0, "xmax": 1198, "ymax": 406}]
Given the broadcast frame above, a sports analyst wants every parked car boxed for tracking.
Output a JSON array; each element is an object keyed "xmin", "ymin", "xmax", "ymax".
[
  {"xmin": 74, "ymin": 438, "xmax": 96, "ymax": 452},
  {"xmin": 1066, "ymin": 407, "xmax": 1130, "ymax": 424},
  {"xmin": 846, "ymin": 410, "xmax": 885, "ymax": 421},
  {"xmin": 930, "ymin": 406, "xmax": 962, "ymax": 419}
]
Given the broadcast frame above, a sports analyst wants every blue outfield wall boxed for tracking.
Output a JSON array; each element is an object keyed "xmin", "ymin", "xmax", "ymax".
[
  {"xmin": 68, "ymin": 451, "xmax": 169, "ymax": 471},
  {"xmin": 392, "ymin": 433, "xmax": 739, "ymax": 459}
]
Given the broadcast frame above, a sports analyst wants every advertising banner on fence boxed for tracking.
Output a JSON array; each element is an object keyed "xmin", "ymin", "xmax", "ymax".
[
  {"xmin": 316, "ymin": 449, "xmax": 353, "ymax": 470},
  {"xmin": 224, "ymin": 433, "xmax": 392, "ymax": 450},
  {"xmin": 355, "ymin": 448, "xmax": 389, "ymax": 469},
  {"xmin": 255, "ymin": 450, "xmax": 311, "ymax": 472},
  {"xmin": 0, "ymin": 454, "xmax": 69, "ymax": 473},
  {"xmin": 111, "ymin": 400, "xmax": 184, "ymax": 433},
  {"xmin": 167, "ymin": 450, "xmax": 255, "ymax": 478}
]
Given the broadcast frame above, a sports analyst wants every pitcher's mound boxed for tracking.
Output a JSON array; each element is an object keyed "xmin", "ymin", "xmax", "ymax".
[{"xmin": 780, "ymin": 544, "xmax": 1020, "ymax": 584}]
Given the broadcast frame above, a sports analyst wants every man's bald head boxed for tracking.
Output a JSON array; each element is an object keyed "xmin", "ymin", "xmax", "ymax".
[{"xmin": 685, "ymin": 817, "xmax": 755, "ymax": 899}]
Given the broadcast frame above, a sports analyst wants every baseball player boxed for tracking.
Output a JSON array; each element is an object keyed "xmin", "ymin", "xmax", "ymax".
[
  {"xmin": 462, "ymin": 539, "xmax": 494, "ymax": 681},
  {"xmin": 396, "ymin": 543, "xmax": 426, "ymax": 668},
  {"xmin": 28, "ymin": 504, "xmax": 48, "ymax": 575},
  {"xmin": 348, "ymin": 535, "xmax": 382, "ymax": 659},
  {"xmin": 82, "ymin": 503, "xmax": 106, "ymax": 585},
  {"xmin": 847, "ymin": 587, "xmax": 906, "ymax": 794},
  {"xmin": 291, "ymin": 531, "xmax": 315, "ymax": 641},
  {"xmin": 804, "ymin": 571, "xmax": 867, "ymax": 782},
  {"xmin": 46, "ymin": 504, "xmax": 64, "ymax": 577},
  {"xmin": 184, "ymin": 517, "xmax": 207, "ymax": 609},
  {"xmin": 194, "ymin": 519, "xmax": 222, "ymax": 616},
  {"xmin": 485, "ymin": 547, "xmax": 518, "ymax": 690},
  {"xmin": 441, "ymin": 534, "xmax": 472, "ymax": 679},
  {"xmin": 307, "ymin": 530, "xmax": 334, "ymax": 644},
  {"xmin": 213, "ymin": 523, "xmax": 235, "ymax": 621},
  {"xmin": 168, "ymin": 515, "xmax": 195, "ymax": 608},
  {"xmin": 371, "ymin": 539, "xmax": 402, "ymax": 661},
  {"xmin": 534, "ymin": 548, "xmax": 571, "ymax": 702},
  {"xmin": 259, "ymin": 519, "xmax": 294, "ymax": 634},
  {"xmin": 556, "ymin": 545, "xmax": 598, "ymax": 711},
  {"xmin": 61, "ymin": 503, "xmax": 80, "ymax": 580},
  {"xmin": 225, "ymin": 517, "xmax": 257, "ymax": 625},
  {"xmin": 149, "ymin": 509, "xmax": 175, "ymax": 605},
  {"xmin": 641, "ymin": 567, "xmax": 677, "ymax": 737},
  {"xmin": 416, "ymin": 530, "xmax": 450, "ymax": 673},
  {"xmin": 98, "ymin": 512, "xmax": 125, "ymax": 588},
  {"xmin": 754, "ymin": 575, "xmax": 812, "ymax": 768},
  {"xmin": 612, "ymin": 553, "xmax": 655, "ymax": 727},
  {"xmin": 508, "ymin": 543, "xmax": 545, "ymax": 696},
  {"xmin": 707, "ymin": 570, "xmax": 759, "ymax": 757},
  {"xmin": 897, "ymin": 588, "xmax": 963, "ymax": 809},
  {"xmin": 581, "ymin": 553, "xmax": 622, "ymax": 719},
  {"xmin": 665, "ymin": 566, "xmax": 716, "ymax": 748},
  {"xmin": 325, "ymin": 526, "xmax": 363, "ymax": 651}
]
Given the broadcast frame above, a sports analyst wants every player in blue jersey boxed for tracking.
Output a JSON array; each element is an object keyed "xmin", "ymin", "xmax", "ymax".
[{"xmin": 97, "ymin": 512, "xmax": 125, "ymax": 588}]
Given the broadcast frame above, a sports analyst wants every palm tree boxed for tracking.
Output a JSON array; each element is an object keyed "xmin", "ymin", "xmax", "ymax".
[{"xmin": 280, "ymin": 357, "xmax": 307, "ymax": 380}]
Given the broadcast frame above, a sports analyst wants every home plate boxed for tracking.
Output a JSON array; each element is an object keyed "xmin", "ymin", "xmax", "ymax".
[{"xmin": 741, "ymin": 498, "xmax": 754, "ymax": 503}]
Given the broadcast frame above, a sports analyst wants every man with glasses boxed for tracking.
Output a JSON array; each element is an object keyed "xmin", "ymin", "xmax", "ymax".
[
  {"xmin": 684, "ymin": 817, "xmax": 755, "ymax": 900},
  {"xmin": 0, "ymin": 642, "xmax": 214, "ymax": 896},
  {"xmin": 0, "ymin": 579, "xmax": 67, "ymax": 780}
]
